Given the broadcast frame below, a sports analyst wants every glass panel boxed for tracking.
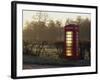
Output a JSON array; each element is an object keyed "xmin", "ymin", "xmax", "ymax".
[
  {"xmin": 66, "ymin": 32, "xmax": 72, "ymax": 35},
  {"xmin": 66, "ymin": 49, "xmax": 72, "ymax": 56},
  {"xmin": 66, "ymin": 43, "xmax": 72, "ymax": 46},
  {"xmin": 66, "ymin": 50, "xmax": 71, "ymax": 53},
  {"xmin": 66, "ymin": 37, "xmax": 72, "ymax": 40},
  {"xmin": 65, "ymin": 31, "xmax": 73, "ymax": 57},
  {"xmin": 76, "ymin": 37, "xmax": 78, "ymax": 40},
  {"xmin": 66, "ymin": 52, "xmax": 72, "ymax": 56},
  {"xmin": 76, "ymin": 34, "xmax": 78, "ymax": 38},
  {"xmin": 66, "ymin": 34, "xmax": 72, "ymax": 38},
  {"xmin": 66, "ymin": 31, "xmax": 73, "ymax": 38},
  {"xmin": 76, "ymin": 32, "xmax": 78, "ymax": 34},
  {"xmin": 66, "ymin": 47, "xmax": 72, "ymax": 50},
  {"xmin": 66, "ymin": 40, "xmax": 72, "ymax": 43}
]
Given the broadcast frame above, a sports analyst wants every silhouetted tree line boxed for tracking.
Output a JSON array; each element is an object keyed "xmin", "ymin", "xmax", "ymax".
[
  {"xmin": 23, "ymin": 20, "xmax": 64, "ymax": 43},
  {"xmin": 23, "ymin": 16, "xmax": 90, "ymax": 42}
]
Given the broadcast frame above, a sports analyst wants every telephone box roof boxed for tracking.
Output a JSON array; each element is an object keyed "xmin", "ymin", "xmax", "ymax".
[{"xmin": 65, "ymin": 24, "xmax": 79, "ymax": 27}]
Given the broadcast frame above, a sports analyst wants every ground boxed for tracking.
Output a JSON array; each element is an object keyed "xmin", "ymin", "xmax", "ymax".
[{"xmin": 23, "ymin": 54, "xmax": 90, "ymax": 69}]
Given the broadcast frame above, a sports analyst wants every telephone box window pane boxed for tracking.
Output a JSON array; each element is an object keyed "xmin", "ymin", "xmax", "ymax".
[
  {"xmin": 66, "ymin": 37, "xmax": 72, "ymax": 40},
  {"xmin": 66, "ymin": 31, "xmax": 73, "ymax": 38},
  {"xmin": 66, "ymin": 52, "xmax": 72, "ymax": 56},
  {"xmin": 66, "ymin": 35, "xmax": 72, "ymax": 38},
  {"xmin": 67, "ymin": 43, "xmax": 72, "ymax": 46},
  {"xmin": 66, "ymin": 49, "xmax": 72, "ymax": 56},
  {"xmin": 66, "ymin": 50, "xmax": 71, "ymax": 53},
  {"xmin": 65, "ymin": 31, "xmax": 73, "ymax": 57},
  {"xmin": 76, "ymin": 37, "xmax": 78, "ymax": 40},
  {"xmin": 76, "ymin": 35, "xmax": 78, "ymax": 38},
  {"xmin": 66, "ymin": 40, "xmax": 72, "ymax": 44},
  {"xmin": 66, "ymin": 47, "xmax": 72, "ymax": 50},
  {"xmin": 66, "ymin": 32, "xmax": 72, "ymax": 35},
  {"xmin": 76, "ymin": 32, "xmax": 78, "ymax": 34}
]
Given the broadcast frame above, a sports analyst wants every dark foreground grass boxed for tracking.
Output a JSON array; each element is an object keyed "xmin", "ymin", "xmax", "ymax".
[{"xmin": 23, "ymin": 54, "xmax": 90, "ymax": 69}]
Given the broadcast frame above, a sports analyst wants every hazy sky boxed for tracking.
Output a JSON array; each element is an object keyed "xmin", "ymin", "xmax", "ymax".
[{"xmin": 23, "ymin": 10, "xmax": 91, "ymax": 27}]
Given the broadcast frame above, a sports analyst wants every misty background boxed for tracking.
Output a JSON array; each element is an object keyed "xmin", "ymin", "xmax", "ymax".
[{"xmin": 23, "ymin": 11, "xmax": 90, "ymax": 43}]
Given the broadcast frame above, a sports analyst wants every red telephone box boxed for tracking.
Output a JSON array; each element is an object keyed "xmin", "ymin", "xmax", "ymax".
[{"xmin": 64, "ymin": 24, "xmax": 80, "ymax": 59}]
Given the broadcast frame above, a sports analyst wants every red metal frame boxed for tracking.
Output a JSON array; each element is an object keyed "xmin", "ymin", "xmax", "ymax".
[{"xmin": 64, "ymin": 24, "xmax": 80, "ymax": 59}]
